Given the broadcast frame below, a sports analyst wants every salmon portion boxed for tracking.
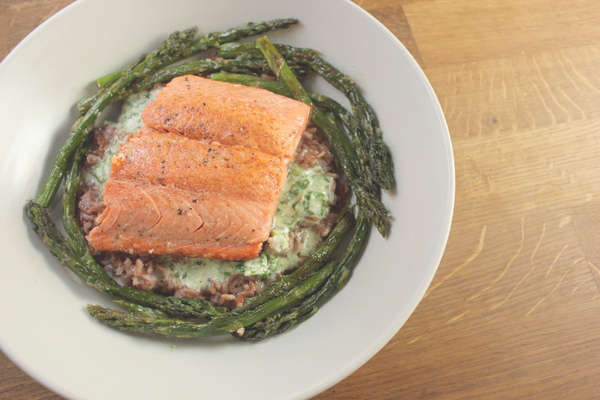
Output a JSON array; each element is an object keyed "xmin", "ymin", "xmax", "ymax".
[
  {"xmin": 141, "ymin": 75, "xmax": 312, "ymax": 160},
  {"xmin": 110, "ymin": 130, "xmax": 288, "ymax": 205},
  {"xmin": 87, "ymin": 181, "xmax": 268, "ymax": 260},
  {"xmin": 87, "ymin": 75, "xmax": 312, "ymax": 261}
]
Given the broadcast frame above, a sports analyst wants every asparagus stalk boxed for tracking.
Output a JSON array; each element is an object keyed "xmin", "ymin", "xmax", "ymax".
[
  {"xmin": 96, "ymin": 18, "xmax": 299, "ymax": 89},
  {"xmin": 26, "ymin": 200, "xmax": 228, "ymax": 319},
  {"xmin": 211, "ymin": 72, "xmax": 293, "ymax": 97},
  {"xmin": 220, "ymin": 43, "xmax": 382, "ymax": 184},
  {"xmin": 87, "ymin": 260, "xmax": 339, "ymax": 338},
  {"xmin": 284, "ymin": 47, "xmax": 394, "ymax": 191},
  {"xmin": 30, "ymin": 186, "xmax": 354, "ymax": 322},
  {"xmin": 39, "ymin": 22, "xmax": 301, "ymax": 206},
  {"xmin": 61, "ymin": 142, "xmax": 91, "ymax": 259},
  {"xmin": 233, "ymin": 206, "xmax": 354, "ymax": 312},
  {"xmin": 255, "ymin": 36, "xmax": 391, "ymax": 236},
  {"xmin": 34, "ymin": 63, "xmax": 138, "ymax": 207},
  {"xmin": 77, "ymin": 58, "xmax": 310, "ymax": 115},
  {"xmin": 218, "ymin": 42, "xmax": 394, "ymax": 191},
  {"xmin": 26, "ymin": 23, "xmax": 390, "ymax": 341},
  {"xmin": 113, "ymin": 300, "xmax": 171, "ymax": 319},
  {"xmin": 210, "ymin": 73, "xmax": 363, "ymax": 159},
  {"xmin": 78, "ymin": 59, "xmax": 267, "ymax": 114},
  {"xmin": 89, "ymin": 216, "xmax": 367, "ymax": 340},
  {"xmin": 239, "ymin": 214, "xmax": 370, "ymax": 341},
  {"xmin": 26, "ymin": 200, "xmax": 117, "ymax": 289},
  {"xmin": 35, "ymin": 28, "xmax": 199, "ymax": 207}
]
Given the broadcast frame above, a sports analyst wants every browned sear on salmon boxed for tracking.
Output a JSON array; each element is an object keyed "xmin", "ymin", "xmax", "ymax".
[{"xmin": 87, "ymin": 75, "xmax": 312, "ymax": 260}]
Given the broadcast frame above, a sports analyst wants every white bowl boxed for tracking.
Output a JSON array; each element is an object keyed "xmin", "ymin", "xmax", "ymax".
[{"xmin": 0, "ymin": 0, "xmax": 454, "ymax": 399}]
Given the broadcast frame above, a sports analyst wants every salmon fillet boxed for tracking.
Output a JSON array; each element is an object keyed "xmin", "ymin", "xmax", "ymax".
[
  {"xmin": 141, "ymin": 75, "xmax": 312, "ymax": 160},
  {"xmin": 87, "ymin": 181, "xmax": 268, "ymax": 260},
  {"xmin": 110, "ymin": 130, "xmax": 288, "ymax": 205},
  {"xmin": 87, "ymin": 75, "xmax": 312, "ymax": 261}
]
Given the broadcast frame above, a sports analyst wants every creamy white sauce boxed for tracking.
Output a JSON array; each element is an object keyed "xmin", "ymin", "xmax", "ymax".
[
  {"xmin": 84, "ymin": 90, "xmax": 158, "ymax": 188},
  {"xmin": 167, "ymin": 164, "xmax": 335, "ymax": 289},
  {"xmin": 86, "ymin": 90, "xmax": 337, "ymax": 291}
]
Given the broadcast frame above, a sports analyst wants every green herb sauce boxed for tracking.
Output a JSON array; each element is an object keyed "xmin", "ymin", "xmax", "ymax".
[{"xmin": 86, "ymin": 90, "xmax": 336, "ymax": 291}]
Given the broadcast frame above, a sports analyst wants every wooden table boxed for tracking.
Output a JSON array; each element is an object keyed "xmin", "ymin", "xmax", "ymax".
[{"xmin": 2, "ymin": 0, "xmax": 600, "ymax": 398}]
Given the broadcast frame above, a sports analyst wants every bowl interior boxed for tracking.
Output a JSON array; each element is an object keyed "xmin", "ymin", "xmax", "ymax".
[{"xmin": 0, "ymin": 0, "xmax": 454, "ymax": 399}]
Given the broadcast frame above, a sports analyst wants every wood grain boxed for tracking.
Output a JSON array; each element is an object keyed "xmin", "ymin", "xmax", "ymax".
[
  {"xmin": 2, "ymin": 0, "xmax": 600, "ymax": 399},
  {"xmin": 405, "ymin": 0, "xmax": 600, "ymax": 68}
]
